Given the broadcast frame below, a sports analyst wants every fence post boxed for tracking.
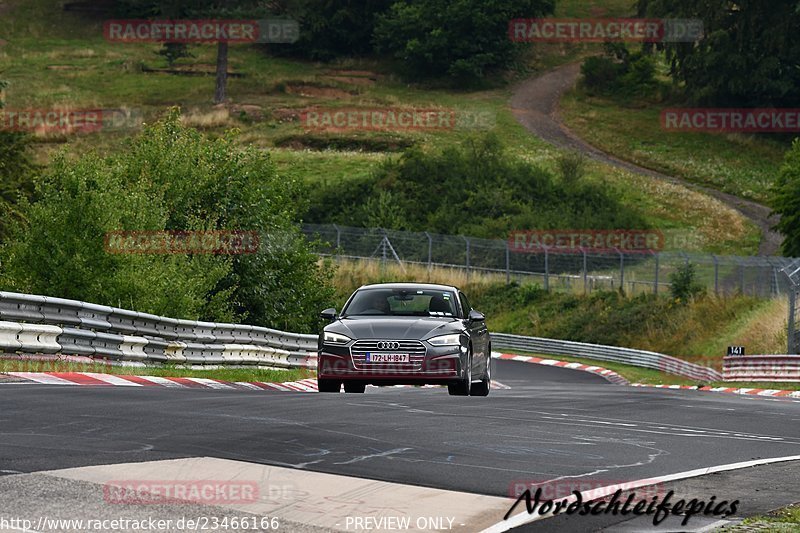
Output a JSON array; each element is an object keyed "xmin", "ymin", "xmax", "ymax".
[
  {"xmin": 712, "ymin": 255, "xmax": 719, "ymax": 296},
  {"xmin": 425, "ymin": 231, "xmax": 432, "ymax": 272},
  {"xmin": 333, "ymin": 224, "xmax": 341, "ymax": 261},
  {"xmin": 617, "ymin": 248, "xmax": 624, "ymax": 294},
  {"xmin": 544, "ymin": 248, "xmax": 550, "ymax": 292},
  {"xmin": 653, "ymin": 251, "xmax": 659, "ymax": 295},
  {"xmin": 582, "ymin": 248, "xmax": 588, "ymax": 294},
  {"xmin": 505, "ymin": 242, "xmax": 510, "ymax": 284},
  {"xmin": 739, "ymin": 261, "xmax": 745, "ymax": 295},
  {"xmin": 789, "ymin": 289, "xmax": 797, "ymax": 355},
  {"xmin": 464, "ymin": 236, "xmax": 471, "ymax": 282}
]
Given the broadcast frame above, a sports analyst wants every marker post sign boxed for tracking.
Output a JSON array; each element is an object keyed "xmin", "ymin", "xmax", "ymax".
[{"xmin": 727, "ymin": 346, "xmax": 745, "ymax": 357}]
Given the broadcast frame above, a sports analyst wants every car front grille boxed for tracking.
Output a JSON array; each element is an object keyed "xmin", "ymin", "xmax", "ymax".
[{"xmin": 350, "ymin": 340, "xmax": 427, "ymax": 371}]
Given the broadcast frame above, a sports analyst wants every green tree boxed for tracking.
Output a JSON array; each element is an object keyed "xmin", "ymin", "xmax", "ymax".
[
  {"xmin": 278, "ymin": 0, "xmax": 394, "ymax": 60},
  {"xmin": 637, "ymin": 0, "xmax": 800, "ymax": 106},
  {"xmin": 374, "ymin": 0, "xmax": 555, "ymax": 83},
  {"xmin": 772, "ymin": 139, "xmax": 800, "ymax": 256},
  {"xmin": 1, "ymin": 110, "xmax": 334, "ymax": 332}
]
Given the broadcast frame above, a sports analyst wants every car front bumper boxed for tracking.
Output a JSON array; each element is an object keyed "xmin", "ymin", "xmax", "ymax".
[{"xmin": 318, "ymin": 344, "xmax": 465, "ymax": 385}]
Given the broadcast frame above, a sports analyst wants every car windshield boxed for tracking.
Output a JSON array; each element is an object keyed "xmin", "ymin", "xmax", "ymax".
[{"xmin": 342, "ymin": 288, "xmax": 458, "ymax": 317}]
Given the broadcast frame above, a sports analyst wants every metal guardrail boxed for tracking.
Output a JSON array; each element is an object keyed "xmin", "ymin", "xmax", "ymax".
[
  {"xmin": 723, "ymin": 355, "xmax": 800, "ymax": 382},
  {"xmin": 0, "ymin": 291, "xmax": 317, "ymax": 368},
  {"xmin": 490, "ymin": 332, "xmax": 723, "ymax": 381},
  {"xmin": 0, "ymin": 291, "xmax": 732, "ymax": 381}
]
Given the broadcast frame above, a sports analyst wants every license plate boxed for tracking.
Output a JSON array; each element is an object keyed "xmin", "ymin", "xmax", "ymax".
[{"xmin": 366, "ymin": 353, "xmax": 410, "ymax": 363}]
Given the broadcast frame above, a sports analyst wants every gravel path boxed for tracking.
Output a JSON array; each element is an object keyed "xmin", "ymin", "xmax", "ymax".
[{"xmin": 509, "ymin": 62, "xmax": 783, "ymax": 256}]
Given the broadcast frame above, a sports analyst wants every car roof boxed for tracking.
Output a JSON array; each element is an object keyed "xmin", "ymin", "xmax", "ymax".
[{"xmin": 357, "ymin": 282, "xmax": 461, "ymax": 293}]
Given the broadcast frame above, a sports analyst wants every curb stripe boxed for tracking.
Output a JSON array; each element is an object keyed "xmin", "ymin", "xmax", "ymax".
[
  {"xmin": 632, "ymin": 383, "xmax": 800, "ymax": 399},
  {"xmin": 82, "ymin": 373, "xmax": 143, "ymax": 387},
  {"xmin": 492, "ymin": 352, "xmax": 629, "ymax": 385}
]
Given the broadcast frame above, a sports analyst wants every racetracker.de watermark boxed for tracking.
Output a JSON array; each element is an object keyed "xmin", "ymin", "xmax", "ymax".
[
  {"xmin": 104, "ymin": 19, "xmax": 299, "ymax": 43},
  {"xmin": 104, "ymin": 231, "xmax": 260, "ymax": 255},
  {"xmin": 509, "ymin": 18, "xmax": 703, "ymax": 43},
  {"xmin": 300, "ymin": 107, "xmax": 496, "ymax": 132},
  {"xmin": 0, "ymin": 108, "xmax": 141, "ymax": 134},
  {"xmin": 662, "ymin": 108, "xmax": 800, "ymax": 133},
  {"xmin": 509, "ymin": 230, "xmax": 665, "ymax": 254},
  {"xmin": 103, "ymin": 480, "xmax": 259, "ymax": 505}
]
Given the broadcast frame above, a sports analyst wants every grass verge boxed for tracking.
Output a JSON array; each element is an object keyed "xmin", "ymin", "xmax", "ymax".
[
  {"xmin": 726, "ymin": 504, "xmax": 800, "ymax": 531},
  {"xmin": 0, "ymin": 359, "xmax": 313, "ymax": 383},
  {"xmin": 560, "ymin": 88, "xmax": 787, "ymax": 204}
]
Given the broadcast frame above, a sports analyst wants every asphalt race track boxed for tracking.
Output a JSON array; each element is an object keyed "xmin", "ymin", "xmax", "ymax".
[{"xmin": 1, "ymin": 360, "xmax": 799, "ymax": 532}]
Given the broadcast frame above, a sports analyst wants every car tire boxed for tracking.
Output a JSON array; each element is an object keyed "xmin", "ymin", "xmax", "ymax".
[
  {"xmin": 470, "ymin": 356, "xmax": 491, "ymax": 397},
  {"xmin": 318, "ymin": 379, "xmax": 341, "ymax": 393},
  {"xmin": 344, "ymin": 381, "xmax": 366, "ymax": 393},
  {"xmin": 448, "ymin": 349, "xmax": 472, "ymax": 396}
]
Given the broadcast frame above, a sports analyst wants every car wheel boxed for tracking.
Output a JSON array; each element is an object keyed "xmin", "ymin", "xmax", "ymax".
[
  {"xmin": 317, "ymin": 379, "xmax": 341, "ymax": 393},
  {"xmin": 344, "ymin": 381, "xmax": 366, "ymax": 393},
  {"xmin": 448, "ymin": 349, "xmax": 472, "ymax": 396},
  {"xmin": 470, "ymin": 356, "xmax": 491, "ymax": 397}
]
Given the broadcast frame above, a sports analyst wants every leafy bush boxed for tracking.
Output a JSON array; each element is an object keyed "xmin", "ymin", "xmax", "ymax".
[
  {"xmin": 557, "ymin": 152, "xmax": 587, "ymax": 186},
  {"xmin": 581, "ymin": 44, "xmax": 659, "ymax": 98},
  {"xmin": 0, "ymin": 110, "xmax": 334, "ymax": 332},
  {"xmin": 305, "ymin": 134, "xmax": 647, "ymax": 238},
  {"xmin": 581, "ymin": 56, "xmax": 623, "ymax": 93},
  {"xmin": 669, "ymin": 262, "xmax": 704, "ymax": 301}
]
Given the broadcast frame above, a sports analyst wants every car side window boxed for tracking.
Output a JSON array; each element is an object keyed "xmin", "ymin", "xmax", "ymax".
[{"xmin": 458, "ymin": 292, "xmax": 471, "ymax": 319}]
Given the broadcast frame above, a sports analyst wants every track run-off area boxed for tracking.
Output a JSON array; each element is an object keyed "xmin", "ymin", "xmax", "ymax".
[{"xmin": 1, "ymin": 359, "xmax": 799, "ymax": 532}]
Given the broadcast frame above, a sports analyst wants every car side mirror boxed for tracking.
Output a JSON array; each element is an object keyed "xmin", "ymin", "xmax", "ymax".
[
  {"xmin": 320, "ymin": 308, "xmax": 338, "ymax": 321},
  {"xmin": 468, "ymin": 310, "xmax": 485, "ymax": 322}
]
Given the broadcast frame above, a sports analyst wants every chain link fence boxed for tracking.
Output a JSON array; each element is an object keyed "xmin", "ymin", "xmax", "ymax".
[
  {"xmin": 302, "ymin": 224, "xmax": 796, "ymax": 298},
  {"xmin": 783, "ymin": 260, "xmax": 800, "ymax": 354}
]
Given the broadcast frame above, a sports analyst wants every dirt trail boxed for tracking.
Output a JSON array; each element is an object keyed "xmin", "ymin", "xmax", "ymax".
[{"xmin": 509, "ymin": 63, "xmax": 782, "ymax": 256}]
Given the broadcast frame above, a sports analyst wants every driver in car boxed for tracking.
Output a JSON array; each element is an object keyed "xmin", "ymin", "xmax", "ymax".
[{"xmin": 364, "ymin": 293, "xmax": 390, "ymax": 314}]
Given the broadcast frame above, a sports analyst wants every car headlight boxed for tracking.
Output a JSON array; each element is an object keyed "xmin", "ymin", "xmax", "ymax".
[
  {"xmin": 323, "ymin": 331, "xmax": 351, "ymax": 345},
  {"xmin": 427, "ymin": 333, "xmax": 461, "ymax": 347}
]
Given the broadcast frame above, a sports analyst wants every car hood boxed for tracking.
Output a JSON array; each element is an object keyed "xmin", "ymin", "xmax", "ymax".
[{"xmin": 327, "ymin": 317, "xmax": 463, "ymax": 340}]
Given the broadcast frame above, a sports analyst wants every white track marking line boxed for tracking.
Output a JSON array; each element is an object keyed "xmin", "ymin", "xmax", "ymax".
[{"xmin": 482, "ymin": 454, "xmax": 800, "ymax": 532}]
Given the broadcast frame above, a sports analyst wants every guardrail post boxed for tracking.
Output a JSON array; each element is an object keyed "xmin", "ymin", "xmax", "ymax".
[
  {"xmin": 582, "ymin": 248, "xmax": 588, "ymax": 294},
  {"xmin": 712, "ymin": 255, "xmax": 719, "ymax": 296},
  {"xmin": 653, "ymin": 251, "xmax": 659, "ymax": 295},
  {"xmin": 425, "ymin": 231, "xmax": 432, "ymax": 272},
  {"xmin": 544, "ymin": 248, "xmax": 550, "ymax": 292},
  {"xmin": 505, "ymin": 241, "xmax": 510, "ymax": 284}
]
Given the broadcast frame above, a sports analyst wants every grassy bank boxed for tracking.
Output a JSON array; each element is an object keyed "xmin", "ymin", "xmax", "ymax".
[
  {"xmin": 560, "ymin": 87, "xmax": 787, "ymax": 204},
  {"xmin": 0, "ymin": 0, "xmax": 761, "ymax": 256},
  {"xmin": 0, "ymin": 359, "xmax": 312, "ymax": 383}
]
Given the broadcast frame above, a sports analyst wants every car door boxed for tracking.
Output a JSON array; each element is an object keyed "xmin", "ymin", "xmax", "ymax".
[{"xmin": 459, "ymin": 291, "xmax": 487, "ymax": 376}]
